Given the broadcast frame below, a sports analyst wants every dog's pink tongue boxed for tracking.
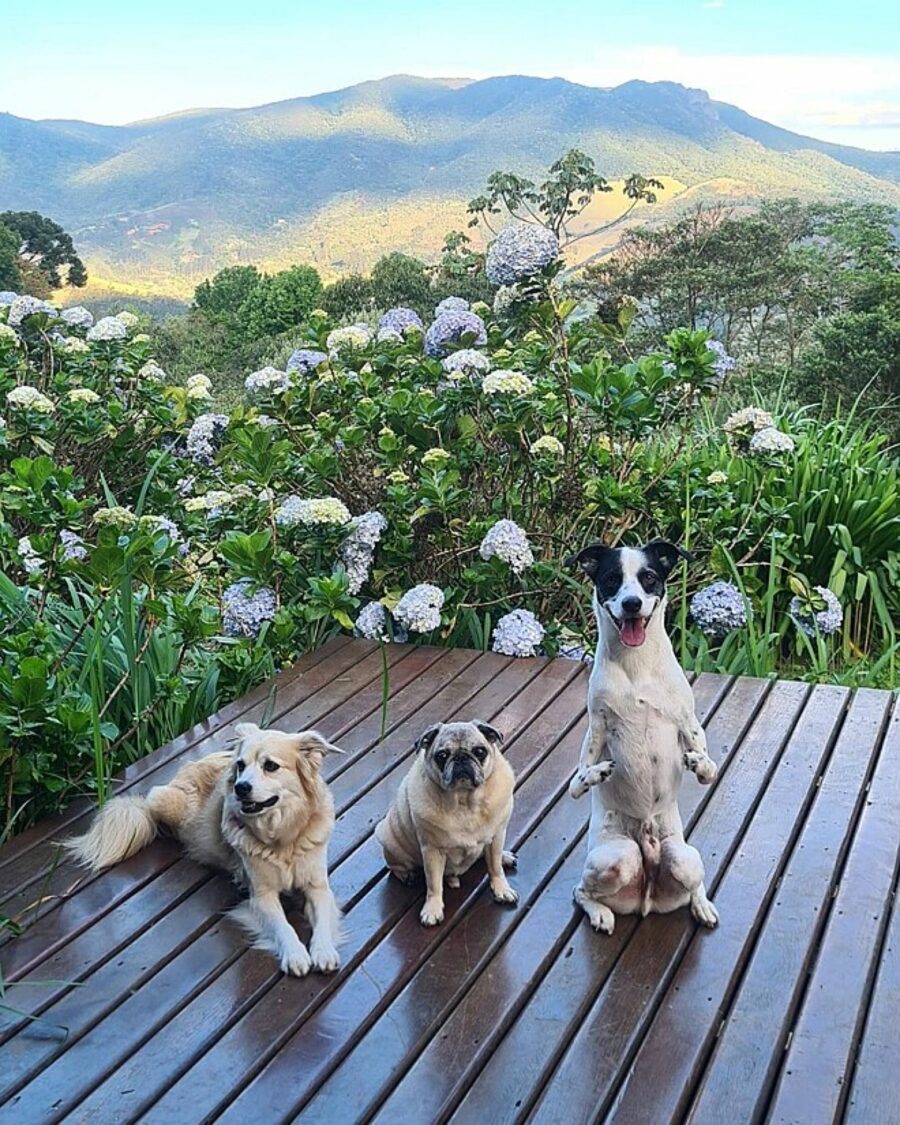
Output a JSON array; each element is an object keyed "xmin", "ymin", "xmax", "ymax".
[{"xmin": 620, "ymin": 617, "xmax": 647, "ymax": 647}]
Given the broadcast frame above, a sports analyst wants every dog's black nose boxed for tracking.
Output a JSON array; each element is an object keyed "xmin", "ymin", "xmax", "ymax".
[
  {"xmin": 234, "ymin": 780, "xmax": 252, "ymax": 799},
  {"xmin": 621, "ymin": 596, "xmax": 643, "ymax": 616}
]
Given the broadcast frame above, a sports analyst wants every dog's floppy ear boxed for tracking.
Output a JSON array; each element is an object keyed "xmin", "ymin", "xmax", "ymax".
[
  {"xmin": 289, "ymin": 730, "xmax": 344, "ymax": 770},
  {"xmin": 642, "ymin": 539, "xmax": 693, "ymax": 578},
  {"xmin": 414, "ymin": 724, "xmax": 442, "ymax": 755},
  {"xmin": 565, "ymin": 542, "xmax": 613, "ymax": 580},
  {"xmin": 473, "ymin": 720, "xmax": 504, "ymax": 747},
  {"xmin": 234, "ymin": 721, "xmax": 260, "ymax": 740}
]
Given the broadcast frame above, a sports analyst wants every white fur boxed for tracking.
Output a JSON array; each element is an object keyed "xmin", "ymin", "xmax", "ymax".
[{"xmin": 570, "ymin": 572, "xmax": 720, "ymax": 933}]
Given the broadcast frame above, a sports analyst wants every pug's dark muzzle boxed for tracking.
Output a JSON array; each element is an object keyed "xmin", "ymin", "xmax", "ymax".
[{"xmin": 449, "ymin": 757, "xmax": 481, "ymax": 787}]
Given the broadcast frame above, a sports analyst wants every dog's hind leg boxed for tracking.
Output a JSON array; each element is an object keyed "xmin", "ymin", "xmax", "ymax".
[
  {"xmin": 575, "ymin": 836, "xmax": 643, "ymax": 935},
  {"xmin": 657, "ymin": 837, "xmax": 719, "ymax": 928}
]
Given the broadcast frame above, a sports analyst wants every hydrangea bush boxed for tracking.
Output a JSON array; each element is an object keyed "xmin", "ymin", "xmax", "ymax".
[{"xmin": 1, "ymin": 274, "xmax": 897, "ymax": 834}]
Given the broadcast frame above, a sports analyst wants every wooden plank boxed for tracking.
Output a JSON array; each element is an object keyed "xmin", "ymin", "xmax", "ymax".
[
  {"xmin": 450, "ymin": 676, "xmax": 777, "ymax": 1125},
  {"xmin": 17, "ymin": 656, "xmax": 577, "ymax": 1121},
  {"xmin": 765, "ymin": 692, "xmax": 900, "ymax": 1125},
  {"xmin": 366, "ymin": 675, "xmax": 732, "ymax": 1125},
  {"xmin": 105, "ymin": 663, "xmax": 584, "ymax": 1125},
  {"xmin": 600, "ymin": 684, "xmax": 853, "ymax": 1124},
  {"xmin": 0, "ymin": 636, "xmax": 352, "ymax": 885},
  {"xmin": 687, "ymin": 688, "xmax": 893, "ymax": 1125}
]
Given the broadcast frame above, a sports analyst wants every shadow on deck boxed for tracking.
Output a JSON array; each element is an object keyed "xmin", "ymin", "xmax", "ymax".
[{"xmin": 0, "ymin": 638, "xmax": 897, "ymax": 1124}]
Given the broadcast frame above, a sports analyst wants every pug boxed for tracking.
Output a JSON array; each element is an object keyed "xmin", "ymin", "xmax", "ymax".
[{"xmin": 375, "ymin": 720, "xmax": 518, "ymax": 926}]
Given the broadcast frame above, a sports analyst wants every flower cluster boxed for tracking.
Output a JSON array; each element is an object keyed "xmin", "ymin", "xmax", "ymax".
[
  {"xmin": 275, "ymin": 496, "xmax": 352, "ymax": 528},
  {"xmin": 790, "ymin": 585, "xmax": 843, "ymax": 637},
  {"xmin": 186, "ymin": 413, "xmax": 229, "ymax": 465},
  {"xmin": 244, "ymin": 366, "xmax": 289, "ymax": 396},
  {"xmin": 480, "ymin": 519, "xmax": 534, "ymax": 575},
  {"xmin": 422, "ymin": 447, "xmax": 452, "ymax": 467},
  {"xmin": 340, "ymin": 510, "xmax": 387, "ymax": 594},
  {"xmin": 184, "ymin": 490, "xmax": 234, "ymax": 514},
  {"xmin": 749, "ymin": 427, "xmax": 795, "ymax": 456},
  {"xmin": 492, "ymin": 284, "xmax": 522, "ymax": 317},
  {"xmin": 706, "ymin": 470, "xmax": 728, "ymax": 485},
  {"xmin": 491, "ymin": 609, "xmax": 545, "ymax": 657},
  {"xmin": 530, "ymin": 435, "xmax": 564, "ymax": 458},
  {"xmin": 690, "ymin": 581, "xmax": 749, "ymax": 637},
  {"xmin": 66, "ymin": 387, "xmax": 100, "ymax": 404},
  {"xmin": 482, "ymin": 369, "xmax": 534, "ymax": 396},
  {"xmin": 424, "ymin": 310, "xmax": 487, "ymax": 358},
  {"xmin": 62, "ymin": 336, "xmax": 89, "ymax": 354},
  {"xmin": 221, "ymin": 579, "xmax": 277, "ymax": 638},
  {"xmin": 59, "ymin": 529, "xmax": 88, "ymax": 561},
  {"xmin": 93, "ymin": 506, "xmax": 138, "ymax": 530},
  {"xmin": 116, "ymin": 311, "xmax": 139, "ymax": 329},
  {"xmin": 326, "ymin": 324, "xmax": 373, "ymax": 355},
  {"xmin": 355, "ymin": 601, "xmax": 392, "ymax": 642},
  {"xmin": 378, "ymin": 307, "xmax": 423, "ymax": 335},
  {"xmin": 17, "ymin": 536, "xmax": 44, "ymax": 576},
  {"xmin": 440, "ymin": 349, "xmax": 490, "ymax": 380},
  {"xmin": 87, "ymin": 317, "xmax": 128, "ymax": 343},
  {"xmin": 0, "ymin": 323, "xmax": 18, "ymax": 343},
  {"xmin": 60, "ymin": 306, "xmax": 94, "ymax": 329},
  {"xmin": 286, "ymin": 348, "xmax": 328, "ymax": 375},
  {"xmin": 705, "ymin": 339, "xmax": 736, "ymax": 381},
  {"xmin": 186, "ymin": 373, "xmax": 212, "ymax": 401},
  {"xmin": 138, "ymin": 360, "xmax": 167, "ymax": 381},
  {"xmin": 0, "ymin": 290, "xmax": 17, "ymax": 307},
  {"xmin": 434, "ymin": 296, "xmax": 470, "ymax": 316},
  {"xmin": 723, "ymin": 407, "xmax": 775, "ymax": 437},
  {"xmin": 485, "ymin": 223, "xmax": 560, "ymax": 286},
  {"xmin": 394, "ymin": 583, "xmax": 444, "ymax": 633},
  {"xmin": 8, "ymin": 296, "xmax": 57, "ymax": 327},
  {"xmin": 7, "ymin": 385, "xmax": 55, "ymax": 413}
]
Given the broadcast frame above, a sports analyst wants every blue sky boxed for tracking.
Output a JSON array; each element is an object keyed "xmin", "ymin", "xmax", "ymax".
[{"xmin": 1, "ymin": 0, "xmax": 898, "ymax": 148}]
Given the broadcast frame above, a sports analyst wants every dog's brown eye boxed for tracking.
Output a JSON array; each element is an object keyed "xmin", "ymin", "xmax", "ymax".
[
  {"xmin": 473, "ymin": 746, "xmax": 487, "ymax": 761},
  {"xmin": 435, "ymin": 751, "xmax": 449, "ymax": 767},
  {"xmin": 263, "ymin": 760, "xmax": 280, "ymax": 773},
  {"xmin": 235, "ymin": 760, "xmax": 245, "ymax": 773}
]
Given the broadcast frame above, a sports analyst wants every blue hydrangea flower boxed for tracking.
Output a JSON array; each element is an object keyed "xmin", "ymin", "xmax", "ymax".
[
  {"xmin": 378, "ymin": 307, "xmax": 423, "ymax": 334},
  {"xmin": 0, "ymin": 291, "xmax": 18, "ymax": 307},
  {"xmin": 424, "ymin": 311, "xmax": 487, "ymax": 358},
  {"xmin": 59, "ymin": 529, "xmax": 88, "ymax": 562},
  {"xmin": 186, "ymin": 413, "xmax": 229, "ymax": 465},
  {"xmin": 690, "ymin": 581, "xmax": 750, "ymax": 638},
  {"xmin": 485, "ymin": 224, "xmax": 559, "ymax": 286},
  {"xmin": 790, "ymin": 585, "xmax": 843, "ymax": 637},
  {"xmin": 491, "ymin": 609, "xmax": 545, "ymax": 657},
  {"xmin": 221, "ymin": 579, "xmax": 277, "ymax": 638},
  {"xmin": 705, "ymin": 339, "xmax": 736, "ymax": 381},
  {"xmin": 440, "ymin": 349, "xmax": 490, "ymax": 380},
  {"xmin": 434, "ymin": 296, "xmax": 470, "ymax": 316},
  {"xmin": 60, "ymin": 306, "xmax": 94, "ymax": 329},
  {"xmin": 340, "ymin": 511, "xmax": 387, "ymax": 594},
  {"xmin": 394, "ymin": 583, "xmax": 444, "ymax": 633},
  {"xmin": 286, "ymin": 349, "xmax": 328, "ymax": 375}
]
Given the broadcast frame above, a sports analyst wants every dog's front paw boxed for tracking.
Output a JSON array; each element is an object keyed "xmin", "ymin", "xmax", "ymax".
[
  {"xmin": 570, "ymin": 761, "xmax": 615, "ymax": 798},
  {"xmin": 310, "ymin": 939, "xmax": 341, "ymax": 973},
  {"xmin": 684, "ymin": 751, "xmax": 718, "ymax": 785},
  {"xmin": 501, "ymin": 850, "xmax": 518, "ymax": 870},
  {"xmin": 490, "ymin": 878, "xmax": 519, "ymax": 906},
  {"xmin": 420, "ymin": 897, "xmax": 445, "ymax": 927},
  {"xmin": 280, "ymin": 940, "xmax": 312, "ymax": 977}
]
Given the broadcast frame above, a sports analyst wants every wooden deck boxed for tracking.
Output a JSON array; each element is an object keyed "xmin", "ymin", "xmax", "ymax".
[{"xmin": 0, "ymin": 637, "xmax": 897, "ymax": 1125}]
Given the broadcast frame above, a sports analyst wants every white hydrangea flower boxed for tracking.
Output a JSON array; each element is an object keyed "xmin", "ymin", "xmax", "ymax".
[
  {"xmin": 275, "ymin": 496, "xmax": 352, "ymax": 528},
  {"xmin": 115, "ymin": 310, "xmax": 140, "ymax": 329},
  {"xmin": 60, "ymin": 306, "xmax": 94, "ymax": 329},
  {"xmin": 183, "ymin": 490, "xmax": 234, "ymax": 514},
  {"xmin": 186, "ymin": 373, "xmax": 213, "ymax": 400},
  {"xmin": 356, "ymin": 601, "xmax": 393, "ymax": 642},
  {"xmin": 0, "ymin": 322, "xmax": 19, "ymax": 343},
  {"xmin": 138, "ymin": 360, "xmax": 167, "ymax": 381},
  {"xmin": 492, "ymin": 284, "xmax": 523, "ymax": 317},
  {"xmin": 482, "ymin": 369, "xmax": 534, "ymax": 396},
  {"xmin": 440, "ymin": 349, "xmax": 490, "ymax": 381},
  {"xmin": 480, "ymin": 519, "xmax": 534, "ymax": 575},
  {"xmin": 690, "ymin": 581, "xmax": 750, "ymax": 637},
  {"xmin": 93, "ymin": 505, "xmax": 138, "ymax": 530},
  {"xmin": 340, "ymin": 511, "xmax": 388, "ymax": 594},
  {"xmin": 8, "ymin": 295, "xmax": 57, "ymax": 327},
  {"xmin": 326, "ymin": 323, "xmax": 373, "ymax": 355},
  {"xmin": 723, "ymin": 407, "xmax": 775, "ymax": 436},
  {"xmin": 87, "ymin": 316, "xmax": 128, "ymax": 342},
  {"xmin": 7, "ymin": 385, "xmax": 56, "ymax": 413},
  {"xmin": 17, "ymin": 536, "xmax": 45, "ymax": 576},
  {"xmin": 706, "ymin": 470, "xmax": 728, "ymax": 485},
  {"xmin": 749, "ymin": 427, "xmax": 795, "ymax": 456},
  {"xmin": 62, "ymin": 336, "xmax": 90, "ymax": 354},
  {"xmin": 530, "ymin": 435, "xmax": 564, "ymax": 458},
  {"xmin": 67, "ymin": 387, "xmax": 101, "ymax": 404},
  {"xmin": 394, "ymin": 583, "xmax": 444, "ymax": 633},
  {"xmin": 491, "ymin": 609, "xmax": 545, "ymax": 657},
  {"xmin": 422, "ymin": 447, "xmax": 452, "ymax": 467},
  {"xmin": 790, "ymin": 585, "xmax": 843, "ymax": 637},
  {"xmin": 244, "ymin": 366, "xmax": 289, "ymax": 396}
]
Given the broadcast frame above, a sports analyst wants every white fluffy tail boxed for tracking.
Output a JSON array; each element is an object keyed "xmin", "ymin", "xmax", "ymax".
[{"xmin": 64, "ymin": 794, "xmax": 158, "ymax": 871}]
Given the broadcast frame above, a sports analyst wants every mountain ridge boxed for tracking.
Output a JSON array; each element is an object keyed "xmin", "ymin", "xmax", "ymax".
[{"xmin": 2, "ymin": 74, "xmax": 897, "ymax": 301}]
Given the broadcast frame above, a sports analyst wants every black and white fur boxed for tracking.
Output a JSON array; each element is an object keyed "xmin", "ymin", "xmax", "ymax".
[{"xmin": 566, "ymin": 540, "xmax": 719, "ymax": 935}]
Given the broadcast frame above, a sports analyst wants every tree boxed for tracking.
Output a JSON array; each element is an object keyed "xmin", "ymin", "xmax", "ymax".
[
  {"xmin": 0, "ymin": 211, "xmax": 87, "ymax": 289},
  {"xmin": 238, "ymin": 265, "xmax": 322, "ymax": 339},
  {"xmin": 369, "ymin": 253, "xmax": 432, "ymax": 314},
  {"xmin": 193, "ymin": 265, "xmax": 261, "ymax": 327},
  {"xmin": 321, "ymin": 274, "xmax": 374, "ymax": 321},
  {"xmin": 0, "ymin": 223, "xmax": 21, "ymax": 290}
]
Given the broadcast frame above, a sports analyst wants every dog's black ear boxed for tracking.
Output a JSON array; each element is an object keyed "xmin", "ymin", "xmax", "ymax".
[
  {"xmin": 642, "ymin": 539, "xmax": 693, "ymax": 577},
  {"xmin": 414, "ymin": 724, "xmax": 442, "ymax": 754},
  {"xmin": 565, "ymin": 543, "xmax": 613, "ymax": 580},
  {"xmin": 473, "ymin": 720, "xmax": 504, "ymax": 747}
]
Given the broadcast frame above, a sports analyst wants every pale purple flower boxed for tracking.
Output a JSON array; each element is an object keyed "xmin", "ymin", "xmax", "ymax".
[
  {"xmin": 690, "ymin": 581, "xmax": 750, "ymax": 637},
  {"xmin": 424, "ymin": 311, "xmax": 487, "ymax": 358},
  {"xmin": 790, "ymin": 586, "xmax": 843, "ymax": 637},
  {"xmin": 486, "ymin": 224, "xmax": 559, "ymax": 286},
  {"xmin": 491, "ymin": 609, "xmax": 545, "ymax": 657},
  {"xmin": 221, "ymin": 580, "xmax": 277, "ymax": 638}
]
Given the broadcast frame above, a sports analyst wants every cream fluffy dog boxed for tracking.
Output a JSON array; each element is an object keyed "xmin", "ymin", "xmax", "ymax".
[
  {"xmin": 375, "ymin": 720, "xmax": 518, "ymax": 926},
  {"xmin": 66, "ymin": 722, "xmax": 344, "ymax": 976}
]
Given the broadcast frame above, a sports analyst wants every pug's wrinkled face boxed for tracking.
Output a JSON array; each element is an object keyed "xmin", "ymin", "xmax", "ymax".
[
  {"xmin": 418, "ymin": 721, "xmax": 505, "ymax": 791},
  {"xmin": 227, "ymin": 722, "xmax": 341, "ymax": 818}
]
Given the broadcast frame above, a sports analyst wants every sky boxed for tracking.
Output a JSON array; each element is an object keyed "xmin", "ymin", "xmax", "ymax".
[{"xmin": 1, "ymin": 0, "xmax": 898, "ymax": 149}]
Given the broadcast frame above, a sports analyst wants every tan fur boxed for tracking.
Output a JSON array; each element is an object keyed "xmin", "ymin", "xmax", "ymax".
[
  {"xmin": 65, "ymin": 724, "xmax": 344, "ymax": 975},
  {"xmin": 375, "ymin": 720, "xmax": 518, "ymax": 926}
]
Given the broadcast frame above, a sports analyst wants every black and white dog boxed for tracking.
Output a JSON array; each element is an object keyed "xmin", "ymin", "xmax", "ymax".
[{"xmin": 566, "ymin": 540, "xmax": 719, "ymax": 935}]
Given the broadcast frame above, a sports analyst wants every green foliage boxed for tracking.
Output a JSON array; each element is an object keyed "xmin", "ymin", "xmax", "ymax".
[
  {"xmin": 238, "ymin": 265, "xmax": 323, "ymax": 339},
  {"xmin": 0, "ymin": 210, "xmax": 87, "ymax": 289},
  {"xmin": 0, "ymin": 224, "xmax": 21, "ymax": 291},
  {"xmin": 193, "ymin": 265, "xmax": 261, "ymax": 329},
  {"xmin": 321, "ymin": 274, "xmax": 374, "ymax": 320},
  {"xmin": 370, "ymin": 253, "xmax": 433, "ymax": 314}
]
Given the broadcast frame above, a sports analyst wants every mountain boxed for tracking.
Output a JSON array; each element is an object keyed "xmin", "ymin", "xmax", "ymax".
[{"xmin": 2, "ymin": 75, "xmax": 898, "ymax": 302}]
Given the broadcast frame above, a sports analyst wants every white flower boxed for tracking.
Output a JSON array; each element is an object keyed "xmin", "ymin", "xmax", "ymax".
[
  {"xmin": 340, "ymin": 511, "xmax": 387, "ymax": 594},
  {"xmin": 749, "ymin": 427, "xmax": 795, "ymax": 456},
  {"xmin": 17, "ymin": 536, "xmax": 45, "ymax": 576},
  {"xmin": 706, "ymin": 470, "xmax": 728, "ymax": 485},
  {"xmin": 275, "ymin": 496, "xmax": 352, "ymax": 528},
  {"xmin": 790, "ymin": 585, "xmax": 843, "ymax": 637},
  {"xmin": 138, "ymin": 360, "xmax": 167, "ymax": 382},
  {"xmin": 491, "ymin": 609, "xmax": 545, "ymax": 657},
  {"xmin": 482, "ymin": 369, "xmax": 534, "ymax": 396},
  {"xmin": 87, "ymin": 317, "xmax": 128, "ymax": 342},
  {"xmin": 480, "ymin": 519, "xmax": 534, "ymax": 575},
  {"xmin": 8, "ymin": 295, "xmax": 57, "ymax": 327},
  {"xmin": 326, "ymin": 324, "xmax": 373, "ymax": 355},
  {"xmin": 356, "ymin": 601, "xmax": 394, "ymax": 642},
  {"xmin": 530, "ymin": 435, "xmax": 564, "ymax": 458},
  {"xmin": 93, "ymin": 506, "xmax": 138, "ymax": 530},
  {"xmin": 62, "ymin": 336, "xmax": 90, "ymax": 354},
  {"xmin": 493, "ymin": 284, "xmax": 523, "ymax": 317},
  {"xmin": 60, "ymin": 306, "xmax": 94, "ymax": 329},
  {"xmin": 690, "ymin": 581, "xmax": 750, "ymax": 637},
  {"xmin": 0, "ymin": 322, "xmax": 19, "ymax": 343},
  {"xmin": 244, "ymin": 366, "xmax": 289, "ymax": 396},
  {"xmin": 7, "ymin": 385, "xmax": 55, "ymax": 413},
  {"xmin": 0, "ymin": 291, "xmax": 17, "ymax": 307},
  {"xmin": 184, "ymin": 490, "xmax": 234, "ymax": 514},
  {"xmin": 116, "ymin": 311, "xmax": 140, "ymax": 329},
  {"xmin": 394, "ymin": 583, "xmax": 444, "ymax": 633},
  {"xmin": 186, "ymin": 413, "xmax": 228, "ymax": 464},
  {"xmin": 422, "ymin": 447, "xmax": 452, "ymax": 467},
  {"xmin": 723, "ymin": 407, "xmax": 775, "ymax": 436},
  {"xmin": 440, "ymin": 349, "xmax": 490, "ymax": 381},
  {"xmin": 66, "ymin": 387, "xmax": 100, "ymax": 404}
]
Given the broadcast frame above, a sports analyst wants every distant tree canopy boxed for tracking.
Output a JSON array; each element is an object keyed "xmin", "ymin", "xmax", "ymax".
[
  {"xmin": 239, "ymin": 265, "xmax": 323, "ymax": 339},
  {"xmin": 193, "ymin": 265, "xmax": 261, "ymax": 327},
  {"xmin": 0, "ymin": 223, "xmax": 20, "ymax": 290},
  {"xmin": 0, "ymin": 211, "xmax": 87, "ymax": 290}
]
